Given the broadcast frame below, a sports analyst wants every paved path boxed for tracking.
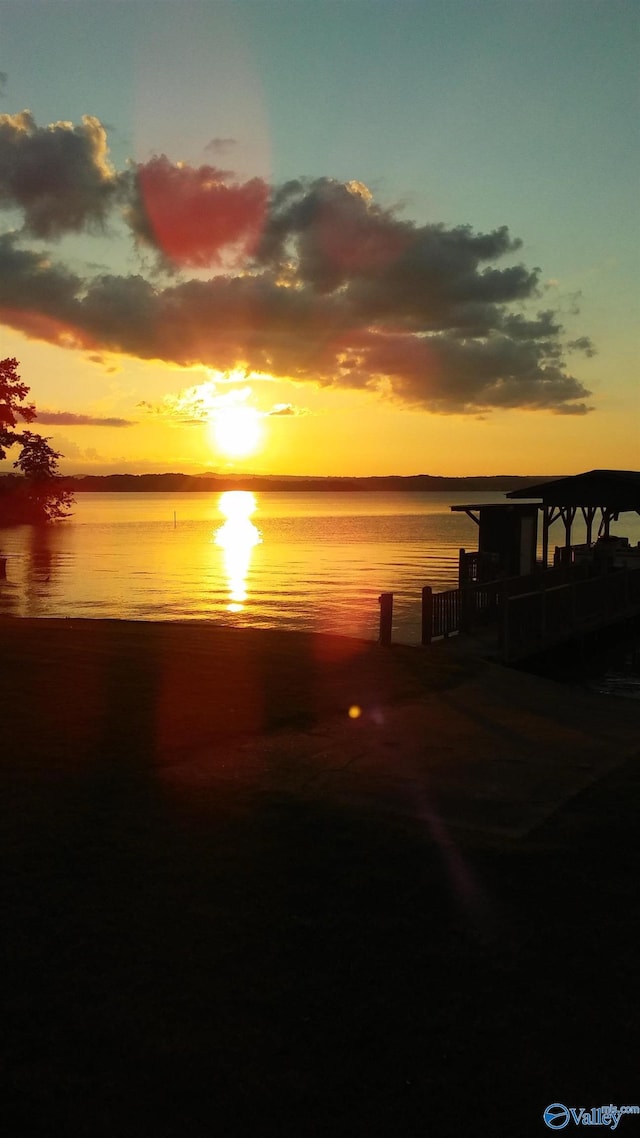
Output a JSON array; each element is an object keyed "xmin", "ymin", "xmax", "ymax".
[{"xmin": 159, "ymin": 651, "xmax": 640, "ymax": 841}]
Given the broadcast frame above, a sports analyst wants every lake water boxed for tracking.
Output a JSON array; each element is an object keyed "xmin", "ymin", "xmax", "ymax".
[
  {"xmin": 1, "ymin": 490, "xmax": 639, "ymax": 647},
  {"xmin": 0, "ymin": 490, "xmax": 494, "ymax": 643}
]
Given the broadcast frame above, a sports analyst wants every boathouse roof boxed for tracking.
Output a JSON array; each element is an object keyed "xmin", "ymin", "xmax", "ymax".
[{"xmin": 506, "ymin": 470, "xmax": 640, "ymax": 511}]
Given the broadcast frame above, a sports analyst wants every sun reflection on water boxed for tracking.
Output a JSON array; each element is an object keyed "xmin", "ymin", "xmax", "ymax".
[{"xmin": 214, "ymin": 491, "xmax": 262, "ymax": 612}]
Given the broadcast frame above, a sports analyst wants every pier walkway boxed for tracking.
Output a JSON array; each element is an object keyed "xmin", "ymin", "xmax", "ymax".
[{"xmin": 421, "ymin": 564, "xmax": 640, "ymax": 664}]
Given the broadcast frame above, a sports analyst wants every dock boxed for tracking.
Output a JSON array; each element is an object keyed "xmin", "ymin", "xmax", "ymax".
[
  {"xmin": 386, "ymin": 470, "xmax": 640, "ymax": 663},
  {"xmin": 422, "ymin": 561, "xmax": 640, "ymax": 664}
]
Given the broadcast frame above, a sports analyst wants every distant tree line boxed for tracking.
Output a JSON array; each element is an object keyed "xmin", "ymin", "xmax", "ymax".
[{"xmin": 58, "ymin": 473, "xmax": 553, "ymax": 493}]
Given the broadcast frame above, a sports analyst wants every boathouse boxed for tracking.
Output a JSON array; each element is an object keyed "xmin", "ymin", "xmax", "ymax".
[
  {"xmin": 506, "ymin": 469, "xmax": 640, "ymax": 568},
  {"xmin": 420, "ymin": 470, "xmax": 640, "ymax": 662},
  {"xmin": 452, "ymin": 501, "xmax": 539, "ymax": 583}
]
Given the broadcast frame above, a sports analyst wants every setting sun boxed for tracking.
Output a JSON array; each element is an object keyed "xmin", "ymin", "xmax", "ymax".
[{"xmin": 210, "ymin": 404, "xmax": 262, "ymax": 458}]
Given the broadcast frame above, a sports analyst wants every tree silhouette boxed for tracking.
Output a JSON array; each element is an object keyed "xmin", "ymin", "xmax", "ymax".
[{"xmin": 0, "ymin": 357, "xmax": 74, "ymax": 523}]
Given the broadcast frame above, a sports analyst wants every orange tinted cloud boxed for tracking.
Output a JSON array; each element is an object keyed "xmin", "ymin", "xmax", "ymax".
[
  {"xmin": 127, "ymin": 156, "xmax": 268, "ymax": 268},
  {"xmin": 0, "ymin": 112, "xmax": 596, "ymax": 416}
]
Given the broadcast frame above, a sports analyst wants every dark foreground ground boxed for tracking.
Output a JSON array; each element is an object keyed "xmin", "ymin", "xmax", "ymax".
[{"xmin": 2, "ymin": 620, "xmax": 639, "ymax": 1137}]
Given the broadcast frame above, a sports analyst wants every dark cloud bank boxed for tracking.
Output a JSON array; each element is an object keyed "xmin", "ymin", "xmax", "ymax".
[{"xmin": 0, "ymin": 110, "xmax": 595, "ymax": 415}]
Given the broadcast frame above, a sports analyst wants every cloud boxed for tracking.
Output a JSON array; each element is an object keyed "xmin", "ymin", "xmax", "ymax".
[
  {"xmin": 139, "ymin": 381, "xmax": 257, "ymax": 426},
  {"xmin": 550, "ymin": 403, "xmax": 593, "ymax": 416},
  {"xmin": 85, "ymin": 353, "xmax": 118, "ymax": 373},
  {"xmin": 83, "ymin": 352, "xmax": 120, "ymax": 374},
  {"xmin": 34, "ymin": 410, "xmax": 136, "ymax": 426},
  {"xmin": 0, "ymin": 227, "xmax": 593, "ymax": 415},
  {"xmin": 267, "ymin": 403, "xmax": 308, "ymax": 416},
  {"xmin": 0, "ymin": 113, "xmax": 596, "ymax": 415},
  {"xmin": 124, "ymin": 155, "xmax": 268, "ymax": 267},
  {"xmin": 0, "ymin": 110, "xmax": 116, "ymax": 237},
  {"xmin": 567, "ymin": 336, "xmax": 596, "ymax": 357},
  {"xmin": 205, "ymin": 137, "xmax": 237, "ymax": 154},
  {"xmin": 332, "ymin": 327, "xmax": 593, "ymax": 414},
  {"xmin": 256, "ymin": 176, "xmax": 411, "ymax": 291}
]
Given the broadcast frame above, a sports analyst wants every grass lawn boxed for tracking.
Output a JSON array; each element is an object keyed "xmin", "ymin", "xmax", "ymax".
[{"xmin": 2, "ymin": 620, "xmax": 638, "ymax": 1136}]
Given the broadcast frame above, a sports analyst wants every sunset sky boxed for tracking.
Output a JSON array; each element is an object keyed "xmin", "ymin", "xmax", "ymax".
[{"xmin": 0, "ymin": 0, "xmax": 638, "ymax": 477}]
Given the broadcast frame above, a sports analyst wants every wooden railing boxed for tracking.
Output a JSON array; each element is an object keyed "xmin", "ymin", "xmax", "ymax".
[
  {"xmin": 420, "ymin": 563, "xmax": 640, "ymax": 655},
  {"xmin": 379, "ymin": 563, "xmax": 640, "ymax": 655},
  {"xmin": 423, "ymin": 577, "xmax": 504, "ymax": 643},
  {"xmin": 502, "ymin": 566, "xmax": 640, "ymax": 663},
  {"xmin": 430, "ymin": 587, "xmax": 460, "ymax": 639},
  {"xmin": 504, "ymin": 561, "xmax": 593, "ymax": 594}
]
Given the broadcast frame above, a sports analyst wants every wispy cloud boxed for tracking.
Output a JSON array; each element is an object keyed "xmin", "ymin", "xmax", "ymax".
[
  {"xmin": 85, "ymin": 352, "xmax": 120, "ymax": 373},
  {"xmin": 138, "ymin": 378, "xmax": 254, "ymax": 425},
  {"xmin": 205, "ymin": 137, "xmax": 237, "ymax": 155},
  {"xmin": 35, "ymin": 410, "xmax": 136, "ymax": 426},
  {"xmin": 567, "ymin": 336, "xmax": 596, "ymax": 357},
  {"xmin": 267, "ymin": 403, "xmax": 309, "ymax": 417}
]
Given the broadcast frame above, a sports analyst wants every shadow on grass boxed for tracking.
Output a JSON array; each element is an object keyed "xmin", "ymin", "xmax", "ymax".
[
  {"xmin": 2, "ymin": 621, "xmax": 638, "ymax": 1136},
  {"xmin": 6, "ymin": 760, "xmax": 640, "ymax": 1137}
]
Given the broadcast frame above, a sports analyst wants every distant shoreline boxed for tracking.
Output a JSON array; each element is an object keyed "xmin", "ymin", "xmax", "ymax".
[{"xmin": 1, "ymin": 472, "xmax": 558, "ymax": 494}]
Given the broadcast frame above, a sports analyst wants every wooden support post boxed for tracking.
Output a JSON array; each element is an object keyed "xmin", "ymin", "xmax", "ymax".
[
  {"xmin": 458, "ymin": 548, "xmax": 467, "ymax": 586},
  {"xmin": 497, "ymin": 581, "xmax": 507, "ymax": 653},
  {"xmin": 501, "ymin": 595, "xmax": 511, "ymax": 663},
  {"xmin": 582, "ymin": 505, "xmax": 596, "ymax": 547},
  {"xmin": 378, "ymin": 592, "xmax": 393, "ymax": 646},
  {"xmin": 542, "ymin": 507, "xmax": 550, "ymax": 569},
  {"xmin": 540, "ymin": 587, "xmax": 547, "ymax": 640},
  {"xmin": 421, "ymin": 586, "xmax": 433, "ymax": 645},
  {"xmin": 571, "ymin": 579, "xmax": 577, "ymax": 630},
  {"xmin": 459, "ymin": 584, "xmax": 471, "ymax": 633},
  {"xmin": 562, "ymin": 505, "xmax": 576, "ymax": 549}
]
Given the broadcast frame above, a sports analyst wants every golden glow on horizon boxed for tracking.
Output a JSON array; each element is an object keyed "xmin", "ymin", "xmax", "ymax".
[
  {"xmin": 5, "ymin": 328, "xmax": 640, "ymax": 479},
  {"xmin": 214, "ymin": 491, "xmax": 261, "ymax": 611}
]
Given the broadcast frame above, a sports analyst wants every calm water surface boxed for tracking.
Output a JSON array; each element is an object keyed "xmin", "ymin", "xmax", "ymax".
[
  {"xmin": 2, "ymin": 491, "xmax": 639, "ymax": 645},
  {"xmin": 0, "ymin": 491, "xmax": 492, "ymax": 643}
]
